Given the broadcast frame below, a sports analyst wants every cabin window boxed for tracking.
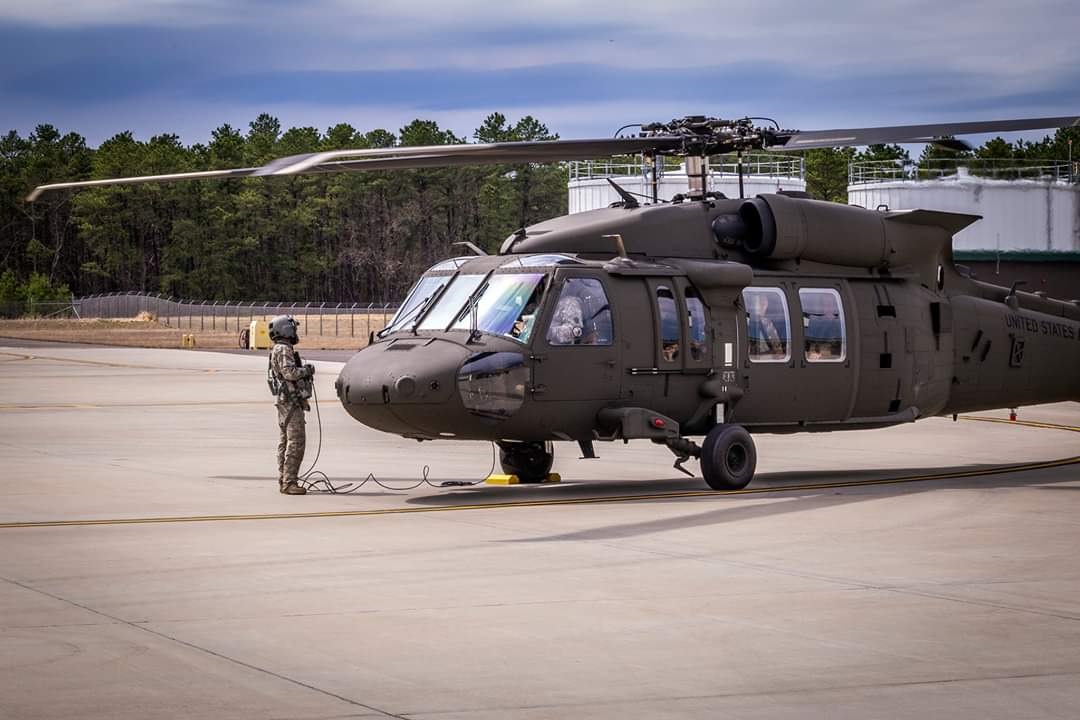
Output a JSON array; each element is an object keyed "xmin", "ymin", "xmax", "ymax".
[
  {"xmin": 684, "ymin": 286, "xmax": 707, "ymax": 362},
  {"xmin": 545, "ymin": 278, "xmax": 613, "ymax": 346},
  {"xmin": 743, "ymin": 287, "xmax": 790, "ymax": 362},
  {"xmin": 799, "ymin": 288, "xmax": 846, "ymax": 362},
  {"xmin": 657, "ymin": 285, "xmax": 680, "ymax": 362}
]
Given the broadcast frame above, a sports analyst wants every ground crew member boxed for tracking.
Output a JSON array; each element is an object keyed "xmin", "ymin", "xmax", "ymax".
[{"xmin": 268, "ymin": 315, "xmax": 314, "ymax": 495}]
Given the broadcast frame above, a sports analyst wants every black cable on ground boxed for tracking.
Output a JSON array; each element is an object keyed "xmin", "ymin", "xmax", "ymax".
[{"xmin": 297, "ymin": 381, "xmax": 498, "ymax": 494}]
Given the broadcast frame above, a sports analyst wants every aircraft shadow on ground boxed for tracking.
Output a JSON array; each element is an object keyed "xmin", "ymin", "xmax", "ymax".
[
  {"xmin": 498, "ymin": 463, "xmax": 1078, "ymax": 543},
  {"xmin": 213, "ymin": 459, "xmax": 1076, "ymax": 510},
  {"xmin": 404, "ymin": 461, "xmax": 1071, "ymax": 504}
]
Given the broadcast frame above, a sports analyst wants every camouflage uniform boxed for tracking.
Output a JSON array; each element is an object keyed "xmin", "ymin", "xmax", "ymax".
[
  {"xmin": 546, "ymin": 295, "xmax": 584, "ymax": 345},
  {"xmin": 751, "ymin": 317, "xmax": 783, "ymax": 357},
  {"xmin": 270, "ymin": 341, "xmax": 310, "ymax": 490}
]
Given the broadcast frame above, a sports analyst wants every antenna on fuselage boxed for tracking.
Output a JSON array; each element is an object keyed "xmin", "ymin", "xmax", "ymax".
[
  {"xmin": 605, "ymin": 178, "xmax": 639, "ymax": 208},
  {"xmin": 1005, "ymin": 280, "xmax": 1027, "ymax": 310},
  {"xmin": 452, "ymin": 241, "xmax": 488, "ymax": 256}
]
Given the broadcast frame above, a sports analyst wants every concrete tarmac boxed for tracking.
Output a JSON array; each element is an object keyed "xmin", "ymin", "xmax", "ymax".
[{"xmin": 2, "ymin": 340, "xmax": 1079, "ymax": 719}]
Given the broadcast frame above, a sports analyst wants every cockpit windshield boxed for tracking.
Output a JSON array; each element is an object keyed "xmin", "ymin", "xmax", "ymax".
[
  {"xmin": 416, "ymin": 274, "xmax": 486, "ymax": 331},
  {"xmin": 380, "ymin": 255, "xmax": 564, "ymax": 341},
  {"xmin": 451, "ymin": 272, "xmax": 547, "ymax": 343},
  {"xmin": 379, "ymin": 257, "xmax": 475, "ymax": 336},
  {"xmin": 501, "ymin": 254, "xmax": 581, "ymax": 268},
  {"xmin": 380, "ymin": 275, "xmax": 450, "ymax": 336}
]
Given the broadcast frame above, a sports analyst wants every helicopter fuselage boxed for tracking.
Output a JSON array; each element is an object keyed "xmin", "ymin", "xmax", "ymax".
[{"xmin": 335, "ymin": 194, "xmax": 1080, "ymax": 452}]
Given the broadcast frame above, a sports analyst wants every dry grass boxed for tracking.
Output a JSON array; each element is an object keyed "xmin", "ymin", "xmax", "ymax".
[{"xmin": 0, "ymin": 315, "xmax": 388, "ymax": 350}]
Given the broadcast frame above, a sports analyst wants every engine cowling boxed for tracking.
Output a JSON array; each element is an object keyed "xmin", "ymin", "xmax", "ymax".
[{"xmin": 712, "ymin": 194, "xmax": 930, "ymax": 269}]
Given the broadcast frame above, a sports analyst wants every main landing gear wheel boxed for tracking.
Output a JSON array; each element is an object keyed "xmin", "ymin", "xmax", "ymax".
[
  {"xmin": 498, "ymin": 441, "xmax": 554, "ymax": 483},
  {"xmin": 700, "ymin": 424, "xmax": 756, "ymax": 490}
]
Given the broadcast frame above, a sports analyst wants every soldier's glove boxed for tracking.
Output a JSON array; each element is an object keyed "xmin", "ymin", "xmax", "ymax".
[{"xmin": 304, "ymin": 364, "xmax": 315, "ymax": 378}]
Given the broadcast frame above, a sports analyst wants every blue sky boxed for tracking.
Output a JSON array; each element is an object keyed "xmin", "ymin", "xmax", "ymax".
[{"xmin": 1, "ymin": 0, "xmax": 1078, "ymax": 148}]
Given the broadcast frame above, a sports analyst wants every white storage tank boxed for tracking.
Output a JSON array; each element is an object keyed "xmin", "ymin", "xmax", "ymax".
[
  {"xmin": 848, "ymin": 160, "xmax": 1080, "ymax": 252},
  {"xmin": 569, "ymin": 154, "xmax": 806, "ymax": 213}
]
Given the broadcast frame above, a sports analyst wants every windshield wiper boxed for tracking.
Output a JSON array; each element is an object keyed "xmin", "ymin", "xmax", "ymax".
[
  {"xmin": 407, "ymin": 292, "xmax": 441, "ymax": 335},
  {"xmin": 377, "ymin": 293, "xmax": 434, "ymax": 338},
  {"xmin": 453, "ymin": 282, "xmax": 490, "ymax": 342}
]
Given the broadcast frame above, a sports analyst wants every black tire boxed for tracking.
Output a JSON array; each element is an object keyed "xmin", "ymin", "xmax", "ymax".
[
  {"xmin": 498, "ymin": 441, "xmax": 554, "ymax": 483},
  {"xmin": 238, "ymin": 328, "xmax": 250, "ymax": 349},
  {"xmin": 700, "ymin": 424, "xmax": 756, "ymax": 490}
]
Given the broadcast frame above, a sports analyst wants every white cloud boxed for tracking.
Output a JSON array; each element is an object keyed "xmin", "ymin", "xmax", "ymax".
[
  {"xmin": 2, "ymin": 0, "xmax": 1075, "ymax": 147},
  {"xmin": 5, "ymin": 0, "xmax": 1076, "ymax": 77}
]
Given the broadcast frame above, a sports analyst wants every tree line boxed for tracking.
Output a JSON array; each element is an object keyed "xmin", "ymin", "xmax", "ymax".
[
  {"xmin": 1, "ymin": 113, "xmax": 566, "ymax": 306},
  {"xmin": 2, "ymin": 113, "xmax": 1077, "ymax": 309},
  {"xmin": 802, "ymin": 128, "xmax": 1079, "ymax": 203}
]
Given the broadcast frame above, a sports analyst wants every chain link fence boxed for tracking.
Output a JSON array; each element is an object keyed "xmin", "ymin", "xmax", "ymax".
[
  {"xmin": 55, "ymin": 292, "xmax": 399, "ymax": 338},
  {"xmin": 1, "ymin": 300, "xmax": 81, "ymax": 319}
]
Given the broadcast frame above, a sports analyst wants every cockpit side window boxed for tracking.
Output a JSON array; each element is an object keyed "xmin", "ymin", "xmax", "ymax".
[
  {"xmin": 743, "ymin": 287, "xmax": 791, "ymax": 362},
  {"xmin": 545, "ymin": 278, "xmax": 613, "ymax": 346}
]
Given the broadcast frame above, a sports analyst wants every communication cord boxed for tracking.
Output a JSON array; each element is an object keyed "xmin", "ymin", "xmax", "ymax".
[{"xmin": 297, "ymin": 380, "xmax": 496, "ymax": 494}]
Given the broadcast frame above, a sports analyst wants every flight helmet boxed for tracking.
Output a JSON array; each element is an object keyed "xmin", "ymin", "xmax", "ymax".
[{"xmin": 269, "ymin": 315, "xmax": 300, "ymax": 345}]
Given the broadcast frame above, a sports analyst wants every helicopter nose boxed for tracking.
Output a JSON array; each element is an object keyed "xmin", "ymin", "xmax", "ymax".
[{"xmin": 335, "ymin": 338, "xmax": 471, "ymax": 436}]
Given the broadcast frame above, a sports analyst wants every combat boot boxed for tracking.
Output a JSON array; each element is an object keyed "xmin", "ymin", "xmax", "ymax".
[{"xmin": 282, "ymin": 481, "xmax": 307, "ymax": 495}]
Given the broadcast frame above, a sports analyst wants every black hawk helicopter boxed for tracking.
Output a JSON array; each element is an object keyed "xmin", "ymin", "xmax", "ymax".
[{"xmin": 29, "ymin": 114, "xmax": 1080, "ymax": 490}]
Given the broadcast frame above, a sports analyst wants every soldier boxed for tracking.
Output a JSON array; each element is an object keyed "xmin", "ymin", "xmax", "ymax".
[
  {"xmin": 747, "ymin": 291, "xmax": 784, "ymax": 359},
  {"xmin": 546, "ymin": 293, "xmax": 585, "ymax": 345},
  {"xmin": 267, "ymin": 315, "xmax": 315, "ymax": 495}
]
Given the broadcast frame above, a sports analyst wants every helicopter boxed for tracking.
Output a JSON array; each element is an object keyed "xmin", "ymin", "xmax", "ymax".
[{"xmin": 29, "ymin": 114, "xmax": 1080, "ymax": 490}]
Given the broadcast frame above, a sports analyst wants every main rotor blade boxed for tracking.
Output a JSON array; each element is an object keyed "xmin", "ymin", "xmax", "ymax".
[
  {"xmin": 27, "ymin": 136, "xmax": 682, "ymax": 201},
  {"xmin": 26, "ymin": 167, "xmax": 259, "ymax": 202},
  {"xmin": 26, "ymin": 114, "xmax": 1079, "ymax": 201},
  {"xmin": 773, "ymin": 116, "xmax": 1080, "ymax": 150},
  {"xmin": 252, "ymin": 137, "xmax": 683, "ymax": 176}
]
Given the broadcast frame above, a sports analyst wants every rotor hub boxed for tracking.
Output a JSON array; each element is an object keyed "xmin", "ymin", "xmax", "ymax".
[{"xmin": 638, "ymin": 116, "xmax": 795, "ymax": 156}]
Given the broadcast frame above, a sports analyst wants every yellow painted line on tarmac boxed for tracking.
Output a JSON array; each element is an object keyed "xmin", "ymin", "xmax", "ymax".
[
  {"xmin": 0, "ymin": 350, "xmax": 232, "ymax": 373},
  {"xmin": 2, "ymin": 454, "xmax": 1077, "ymax": 530},
  {"xmin": 0, "ymin": 400, "xmax": 264, "ymax": 411},
  {"xmin": 0, "ymin": 350, "xmax": 162, "ymax": 370},
  {"xmin": 958, "ymin": 416, "xmax": 1080, "ymax": 433}
]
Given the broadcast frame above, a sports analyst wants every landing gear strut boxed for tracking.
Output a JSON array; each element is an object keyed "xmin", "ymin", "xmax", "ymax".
[
  {"xmin": 700, "ymin": 424, "xmax": 757, "ymax": 490},
  {"xmin": 497, "ymin": 441, "xmax": 554, "ymax": 483}
]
